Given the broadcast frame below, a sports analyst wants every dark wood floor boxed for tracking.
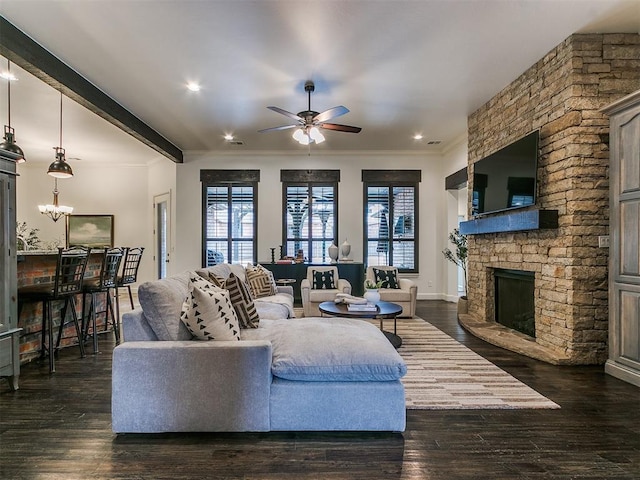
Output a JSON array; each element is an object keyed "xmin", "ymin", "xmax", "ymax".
[{"xmin": 1, "ymin": 300, "xmax": 639, "ymax": 479}]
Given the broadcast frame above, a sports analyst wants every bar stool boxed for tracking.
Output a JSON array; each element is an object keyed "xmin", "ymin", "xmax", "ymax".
[
  {"xmin": 81, "ymin": 247, "xmax": 124, "ymax": 353},
  {"xmin": 116, "ymin": 246, "xmax": 144, "ymax": 311},
  {"xmin": 18, "ymin": 246, "xmax": 90, "ymax": 373}
]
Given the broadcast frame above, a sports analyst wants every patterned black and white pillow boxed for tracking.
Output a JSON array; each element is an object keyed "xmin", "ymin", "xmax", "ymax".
[
  {"xmin": 245, "ymin": 264, "xmax": 277, "ymax": 298},
  {"xmin": 312, "ymin": 270, "xmax": 336, "ymax": 289},
  {"xmin": 180, "ymin": 282, "xmax": 240, "ymax": 341},
  {"xmin": 188, "ymin": 271, "xmax": 220, "ymax": 291},
  {"xmin": 373, "ymin": 268, "xmax": 400, "ymax": 289},
  {"xmin": 223, "ymin": 272, "xmax": 260, "ymax": 329}
]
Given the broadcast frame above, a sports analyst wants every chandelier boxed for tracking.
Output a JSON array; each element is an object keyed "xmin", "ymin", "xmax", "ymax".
[{"xmin": 38, "ymin": 178, "xmax": 73, "ymax": 222}]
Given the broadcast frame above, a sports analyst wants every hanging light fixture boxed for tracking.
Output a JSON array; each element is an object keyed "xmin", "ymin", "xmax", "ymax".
[
  {"xmin": 0, "ymin": 59, "xmax": 26, "ymax": 163},
  {"xmin": 38, "ymin": 177, "xmax": 73, "ymax": 222},
  {"xmin": 47, "ymin": 91, "xmax": 73, "ymax": 178}
]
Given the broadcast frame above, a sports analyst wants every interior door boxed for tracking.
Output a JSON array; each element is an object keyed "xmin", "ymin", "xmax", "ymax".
[{"xmin": 153, "ymin": 192, "xmax": 171, "ymax": 279}]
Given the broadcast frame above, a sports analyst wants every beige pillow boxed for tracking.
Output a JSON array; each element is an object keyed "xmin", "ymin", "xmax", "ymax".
[
  {"xmin": 180, "ymin": 281, "xmax": 240, "ymax": 341},
  {"xmin": 245, "ymin": 264, "xmax": 277, "ymax": 298}
]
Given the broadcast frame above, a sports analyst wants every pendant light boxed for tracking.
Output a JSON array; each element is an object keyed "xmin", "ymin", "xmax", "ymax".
[
  {"xmin": 0, "ymin": 59, "xmax": 26, "ymax": 162},
  {"xmin": 38, "ymin": 177, "xmax": 73, "ymax": 222},
  {"xmin": 47, "ymin": 91, "xmax": 73, "ymax": 178}
]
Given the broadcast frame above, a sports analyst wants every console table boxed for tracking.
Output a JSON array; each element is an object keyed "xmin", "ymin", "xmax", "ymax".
[{"xmin": 260, "ymin": 262, "xmax": 365, "ymax": 305}]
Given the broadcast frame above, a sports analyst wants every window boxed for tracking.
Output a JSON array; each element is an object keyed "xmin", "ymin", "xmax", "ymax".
[
  {"xmin": 281, "ymin": 170, "xmax": 339, "ymax": 263},
  {"xmin": 363, "ymin": 170, "xmax": 420, "ymax": 273},
  {"xmin": 201, "ymin": 170, "xmax": 259, "ymax": 266}
]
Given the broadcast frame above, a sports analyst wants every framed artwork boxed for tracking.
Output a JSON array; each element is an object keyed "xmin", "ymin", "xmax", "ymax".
[{"xmin": 66, "ymin": 214, "xmax": 114, "ymax": 248}]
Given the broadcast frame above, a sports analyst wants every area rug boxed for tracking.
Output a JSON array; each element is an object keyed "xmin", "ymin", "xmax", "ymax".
[{"xmin": 393, "ymin": 318, "xmax": 560, "ymax": 410}]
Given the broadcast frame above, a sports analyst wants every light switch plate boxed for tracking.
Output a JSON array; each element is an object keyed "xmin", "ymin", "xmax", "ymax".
[{"xmin": 598, "ymin": 235, "xmax": 610, "ymax": 248}]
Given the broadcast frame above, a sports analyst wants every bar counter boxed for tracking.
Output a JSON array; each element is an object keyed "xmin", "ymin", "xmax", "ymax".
[{"xmin": 17, "ymin": 250, "xmax": 108, "ymax": 364}]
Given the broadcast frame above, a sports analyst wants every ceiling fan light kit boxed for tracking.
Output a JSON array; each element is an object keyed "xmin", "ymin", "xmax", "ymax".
[{"xmin": 259, "ymin": 80, "xmax": 361, "ymax": 147}]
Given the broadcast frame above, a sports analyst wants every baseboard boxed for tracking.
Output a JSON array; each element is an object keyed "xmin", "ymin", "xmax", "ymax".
[
  {"xmin": 605, "ymin": 360, "xmax": 640, "ymax": 387},
  {"xmin": 417, "ymin": 293, "xmax": 457, "ymax": 302}
]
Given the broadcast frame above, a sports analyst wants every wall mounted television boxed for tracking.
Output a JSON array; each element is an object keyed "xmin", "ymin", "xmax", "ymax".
[{"xmin": 471, "ymin": 130, "xmax": 539, "ymax": 216}]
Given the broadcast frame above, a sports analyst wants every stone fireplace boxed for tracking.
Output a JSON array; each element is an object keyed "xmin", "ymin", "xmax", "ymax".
[
  {"xmin": 494, "ymin": 269, "xmax": 535, "ymax": 338},
  {"xmin": 458, "ymin": 33, "xmax": 640, "ymax": 365}
]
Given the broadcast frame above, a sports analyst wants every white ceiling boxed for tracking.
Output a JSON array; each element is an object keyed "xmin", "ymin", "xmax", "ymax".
[{"xmin": 0, "ymin": 0, "xmax": 639, "ymax": 166}]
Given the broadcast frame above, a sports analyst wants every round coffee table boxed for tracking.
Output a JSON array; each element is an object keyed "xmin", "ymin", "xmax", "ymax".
[{"xmin": 318, "ymin": 300, "xmax": 403, "ymax": 348}]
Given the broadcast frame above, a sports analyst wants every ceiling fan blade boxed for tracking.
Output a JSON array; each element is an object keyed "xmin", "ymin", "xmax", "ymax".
[
  {"xmin": 312, "ymin": 106, "xmax": 349, "ymax": 124},
  {"xmin": 258, "ymin": 124, "xmax": 299, "ymax": 133},
  {"xmin": 320, "ymin": 123, "xmax": 362, "ymax": 133},
  {"xmin": 267, "ymin": 106, "xmax": 303, "ymax": 122}
]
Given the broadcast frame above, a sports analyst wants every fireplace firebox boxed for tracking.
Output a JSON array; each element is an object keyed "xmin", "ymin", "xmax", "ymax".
[{"xmin": 494, "ymin": 269, "xmax": 535, "ymax": 338}]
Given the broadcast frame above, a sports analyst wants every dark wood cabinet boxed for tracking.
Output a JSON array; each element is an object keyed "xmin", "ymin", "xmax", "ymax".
[
  {"xmin": 260, "ymin": 262, "xmax": 365, "ymax": 305},
  {"xmin": 0, "ymin": 149, "xmax": 20, "ymax": 390}
]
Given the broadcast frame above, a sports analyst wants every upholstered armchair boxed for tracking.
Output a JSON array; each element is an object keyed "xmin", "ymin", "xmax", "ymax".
[
  {"xmin": 365, "ymin": 266, "xmax": 417, "ymax": 318},
  {"xmin": 301, "ymin": 266, "xmax": 352, "ymax": 317}
]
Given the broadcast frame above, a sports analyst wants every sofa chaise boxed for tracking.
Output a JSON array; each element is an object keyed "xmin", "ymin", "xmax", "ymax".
[{"xmin": 111, "ymin": 264, "xmax": 407, "ymax": 433}]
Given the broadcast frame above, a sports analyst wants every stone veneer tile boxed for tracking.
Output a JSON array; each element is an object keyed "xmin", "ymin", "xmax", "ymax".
[{"xmin": 466, "ymin": 34, "xmax": 640, "ymax": 365}]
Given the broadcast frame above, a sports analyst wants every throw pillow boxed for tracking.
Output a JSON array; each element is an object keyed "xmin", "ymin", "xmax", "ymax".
[
  {"xmin": 180, "ymin": 282, "xmax": 240, "ymax": 341},
  {"xmin": 188, "ymin": 271, "xmax": 220, "ymax": 291},
  {"xmin": 373, "ymin": 268, "xmax": 400, "ymax": 289},
  {"xmin": 205, "ymin": 272, "xmax": 225, "ymax": 288},
  {"xmin": 224, "ymin": 272, "xmax": 260, "ymax": 329},
  {"xmin": 312, "ymin": 269, "xmax": 336, "ymax": 290},
  {"xmin": 245, "ymin": 264, "xmax": 277, "ymax": 298}
]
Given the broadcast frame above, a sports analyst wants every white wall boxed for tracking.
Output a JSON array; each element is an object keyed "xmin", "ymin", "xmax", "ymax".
[
  {"xmin": 174, "ymin": 151, "xmax": 451, "ymax": 299},
  {"xmin": 15, "ymin": 145, "xmax": 468, "ymax": 301},
  {"xmin": 439, "ymin": 136, "xmax": 469, "ymax": 301},
  {"xmin": 15, "ymin": 161, "xmax": 155, "ymax": 284},
  {"xmin": 147, "ymin": 158, "xmax": 178, "ymax": 278}
]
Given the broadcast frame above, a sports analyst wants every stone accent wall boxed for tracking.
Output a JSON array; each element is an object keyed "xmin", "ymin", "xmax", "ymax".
[{"xmin": 466, "ymin": 34, "xmax": 640, "ymax": 365}]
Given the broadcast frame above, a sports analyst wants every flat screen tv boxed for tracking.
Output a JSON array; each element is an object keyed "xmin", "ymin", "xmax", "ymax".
[{"xmin": 472, "ymin": 130, "xmax": 539, "ymax": 216}]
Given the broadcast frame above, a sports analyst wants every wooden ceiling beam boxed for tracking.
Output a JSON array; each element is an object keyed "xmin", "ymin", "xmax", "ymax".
[{"xmin": 0, "ymin": 16, "xmax": 183, "ymax": 163}]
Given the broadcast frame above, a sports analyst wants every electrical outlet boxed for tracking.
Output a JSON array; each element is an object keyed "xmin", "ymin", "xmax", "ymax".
[
  {"xmin": 428, "ymin": 281, "xmax": 433, "ymax": 287},
  {"xmin": 598, "ymin": 235, "xmax": 610, "ymax": 248}
]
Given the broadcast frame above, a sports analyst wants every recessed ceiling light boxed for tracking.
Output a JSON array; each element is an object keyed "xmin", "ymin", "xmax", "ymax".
[
  {"xmin": 186, "ymin": 82, "xmax": 201, "ymax": 92},
  {"xmin": 413, "ymin": 134, "xmax": 423, "ymax": 140},
  {"xmin": 224, "ymin": 134, "xmax": 234, "ymax": 141}
]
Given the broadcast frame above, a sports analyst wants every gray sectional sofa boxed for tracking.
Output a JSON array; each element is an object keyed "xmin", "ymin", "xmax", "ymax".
[{"xmin": 111, "ymin": 264, "xmax": 407, "ymax": 433}]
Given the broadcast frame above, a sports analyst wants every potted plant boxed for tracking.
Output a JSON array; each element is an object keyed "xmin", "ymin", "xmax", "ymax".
[
  {"xmin": 364, "ymin": 278, "xmax": 383, "ymax": 303},
  {"xmin": 442, "ymin": 228, "xmax": 468, "ymax": 314}
]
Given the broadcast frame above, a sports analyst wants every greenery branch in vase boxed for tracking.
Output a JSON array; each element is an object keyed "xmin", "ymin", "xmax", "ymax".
[
  {"xmin": 16, "ymin": 221, "xmax": 41, "ymax": 251},
  {"xmin": 363, "ymin": 279, "xmax": 383, "ymax": 303},
  {"xmin": 442, "ymin": 228, "xmax": 468, "ymax": 313}
]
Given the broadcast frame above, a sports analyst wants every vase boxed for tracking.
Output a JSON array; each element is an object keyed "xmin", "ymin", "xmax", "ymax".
[
  {"xmin": 328, "ymin": 243, "xmax": 339, "ymax": 263},
  {"xmin": 340, "ymin": 239, "xmax": 351, "ymax": 260},
  {"xmin": 363, "ymin": 289, "xmax": 380, "ymax": 303},
  {"xmin": 457, "ymin": 296, "xmax": 469, "ymax": 316}
]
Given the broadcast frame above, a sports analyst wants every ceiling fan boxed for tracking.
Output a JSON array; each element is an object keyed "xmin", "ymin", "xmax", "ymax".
[{"xmin": 258, "ymin": 80, "xmax": 361, "ymax": 145}]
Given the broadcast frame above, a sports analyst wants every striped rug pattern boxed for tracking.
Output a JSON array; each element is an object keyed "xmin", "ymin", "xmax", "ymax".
[{"xmin": 394, "ymin": 318, "xmax": 560, "ymax": 410}]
